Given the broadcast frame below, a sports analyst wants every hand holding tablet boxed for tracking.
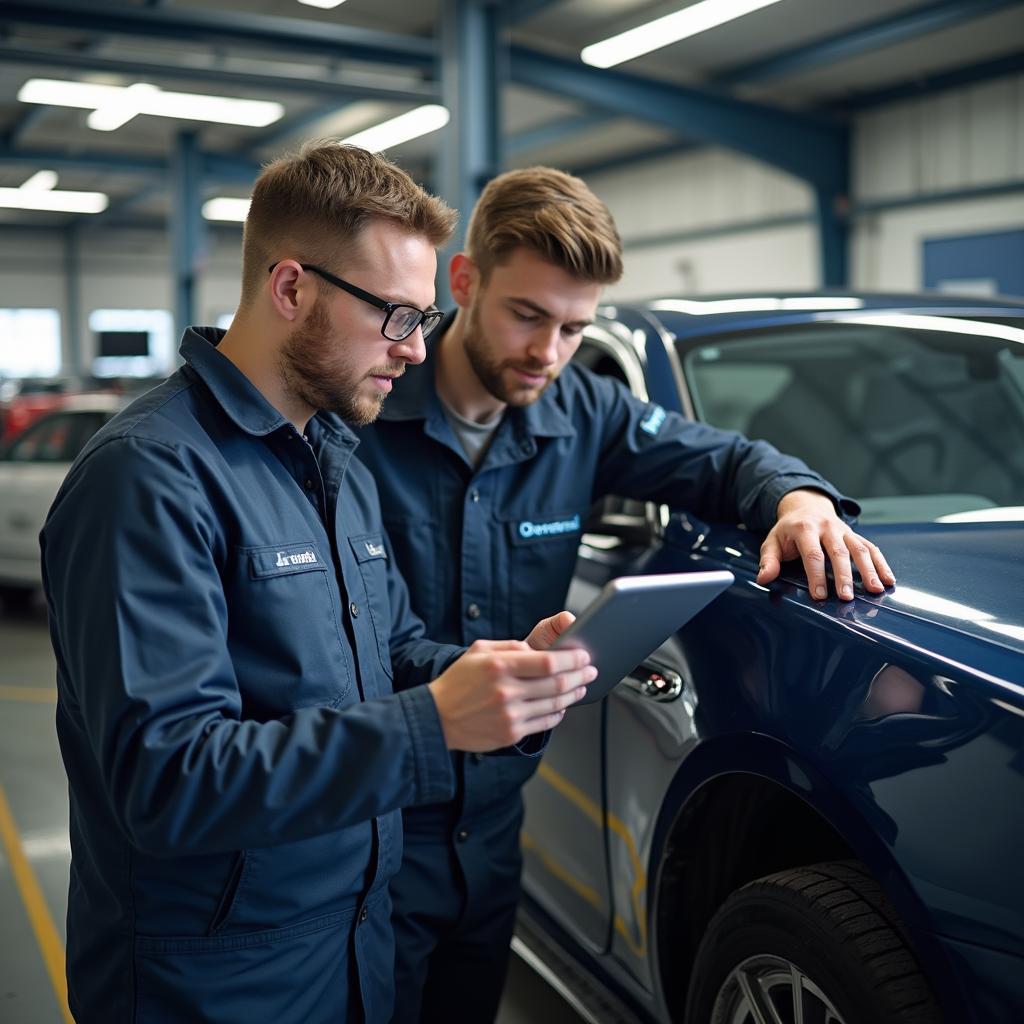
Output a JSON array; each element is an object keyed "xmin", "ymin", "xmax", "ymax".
[{"xmin": 553, "ymin": 570, "xmax": 734, "ymax": 705}]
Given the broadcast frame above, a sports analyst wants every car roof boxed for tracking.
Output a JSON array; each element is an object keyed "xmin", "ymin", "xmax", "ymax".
[{"xmin": 601, "ymin": 291, "xmax": 1024, "ymax": 342}]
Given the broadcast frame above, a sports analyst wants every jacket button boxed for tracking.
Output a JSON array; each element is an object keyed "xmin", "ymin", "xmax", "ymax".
[
  {"xmin": 350, "ymin": 602, "xmax": 359, "ymax": 618},
  {"xmin": 359, "ymin": 906, "xmax": 368, "ymax": 923},
  {"xmin": 466, "ymin": 603, "xmax": 481, "ymax": 620},
  {"xmin": 470, "ymin": 753, "xmax": 483, "ymax": 764},
  {"xmin": 469, "ymin": 489, "xmax": 480, "ymax": 502},
  {"xmin": 304, "ymin": 478, "xmax": 315, "ymax": 491},
  {"xmin": 456, "ymin": 829, "xmax": 469, "ymax": 843}
]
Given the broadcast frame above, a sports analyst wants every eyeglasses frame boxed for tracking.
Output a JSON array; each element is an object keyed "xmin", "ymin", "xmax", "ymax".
[{"xmin": 267, "ymin": 261, "xmax": 442, "ymax": 342}]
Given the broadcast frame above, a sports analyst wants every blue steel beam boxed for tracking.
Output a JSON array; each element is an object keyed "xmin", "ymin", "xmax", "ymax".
[
  {"xmin": 510, "ymin": 46, "xmax": 848, "ymax": 192},
  {"xmin": 567, "ymin": 141, "xmax": 698, "ymax": 179},
  {"xmin": 833, "ymin": 51, "xmax": 1024, "ymax": 110},
  {"xmin": 171, "ymin": 132, "xmax": 207, "ymax": 338},
  {"xmin": 0, "ymin": 148, "xmax": 166, "ymax": 176},
  {"xmin": 0, "ymin": 2, "xmax": 436, "ymax": 70},
  {"xmin": 240, "ymin": 102, "xmax": 354, "ymax": 157},
  {"xmin": 716, "ymin": 0, "xmax": 1024, "ymax": 85},
  {"xmin": 505, "ymin": 0, "xmax": 564, "ymax": 23},
  {"xmin": 0, "ymin": 147, "xmax": 263, "ymax": 185},
  {"xmin": 507, "ymin": 111, "xmax": 614, "ymax": 158},
  {"xmin": 440, "ymin": 0, "xmax": 503, "ymax": 257},
  {"xmin": 0, "ymin": 46, "xmax": 438, "ymax": 105}
]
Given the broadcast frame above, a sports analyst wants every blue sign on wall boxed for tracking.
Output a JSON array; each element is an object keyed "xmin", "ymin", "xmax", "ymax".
[{"xmin": 923, "ymin": 228, "xmax": 1024, "ymax": 299}]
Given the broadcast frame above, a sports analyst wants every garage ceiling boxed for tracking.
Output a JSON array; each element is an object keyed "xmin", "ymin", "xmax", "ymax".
[{"xmin": 0, "ymin": 0, "xmax": 1022, "ymax": 227}]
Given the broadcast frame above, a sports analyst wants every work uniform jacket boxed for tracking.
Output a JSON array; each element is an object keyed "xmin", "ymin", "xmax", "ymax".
[
  {"xmin": 355, "ymin": 322, "xmax": 856, "ymax": 863},
  {"xmin": 41, "ymin": 328, "xmax": 461, "ymax": 1024}
]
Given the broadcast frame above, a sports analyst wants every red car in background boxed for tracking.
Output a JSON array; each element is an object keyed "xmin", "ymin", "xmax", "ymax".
[{"xmin": 0, "ymin": 377, "xmax": 121, "ymax": 444}]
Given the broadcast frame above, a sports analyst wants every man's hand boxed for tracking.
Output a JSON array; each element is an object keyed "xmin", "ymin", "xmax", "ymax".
[
  {"xmin": 427, "ymin": 640, "xmax": 595, "ymax": 752},
  {"xmin": 524, "ymin": 610, "xmax": 575, "ymax": 651},
  {"xmin": 757, "ymin": 489, "xmax": 895, "ymax": 601}
]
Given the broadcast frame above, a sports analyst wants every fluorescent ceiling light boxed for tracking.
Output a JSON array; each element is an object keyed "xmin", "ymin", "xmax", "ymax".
[
  {"xmin": 19, "ymin": 78, "xmax": 283, "ymax": 130},
  {"xmin": 582, "ymin": 0, "xmax": 785, "ymax": 68},
  {"xmin": 20, "ymin": 169, "xmax": 59, "ymax": 192},
  {"xmin": 88, "ymin": 82, "xmax": 160, "ymax": 132},
  {"xmin": 298, "ymin": 0, "xmax": 347, "ymax": 7},
  {"xmin": 343, "ymin": 104, "xmax": 450, "ymax": 152},
  {"xmin": 0, "ymin": 186, "xmax": 107, "ymax": 214},
  {"xmin": 650, "ymin": 297, "xmax": 864, "ymax": 315},
  {"xmin": 203, "ymin": 197, "xmax": 251, "ymax": 222}
]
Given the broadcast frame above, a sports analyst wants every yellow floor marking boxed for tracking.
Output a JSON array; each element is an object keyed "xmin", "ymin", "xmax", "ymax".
[
  {"xmin": 0, "ymin": 782, "xmax": 73, "ymax": 1023},
  {"xmin": 0, "ymin": 685, "xmax": 57, "ymax": 704}
]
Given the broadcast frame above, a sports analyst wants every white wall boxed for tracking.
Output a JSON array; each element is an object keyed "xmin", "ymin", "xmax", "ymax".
[
  {"xmin": 588, "ymin": 147, "xmax": 817, "ymax": 300},
  {"xmin": 590, "ymin": 71, "xmax": 1024, "ymax": 301}
]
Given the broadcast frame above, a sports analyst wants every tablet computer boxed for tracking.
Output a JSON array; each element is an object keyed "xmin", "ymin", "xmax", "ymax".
[{"xmin": 554, "ymin": 570, "xmax": 734, "ymax": 705}]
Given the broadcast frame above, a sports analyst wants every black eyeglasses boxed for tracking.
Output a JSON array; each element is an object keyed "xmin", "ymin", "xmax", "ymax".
[{"xmin": 268, "ymin": 262, "xmax": 443, "ymax": 342}]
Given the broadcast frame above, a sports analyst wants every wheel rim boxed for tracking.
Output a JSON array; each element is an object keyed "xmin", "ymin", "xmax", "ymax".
[{"xmin": 712, "ymin": 954, "xmax": 848, "ymax": 1024}]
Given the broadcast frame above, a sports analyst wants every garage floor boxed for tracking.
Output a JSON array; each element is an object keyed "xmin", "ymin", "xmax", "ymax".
[{"xmin": 0, "ymin": 605, "xmax": 584, "ymax": 1024}]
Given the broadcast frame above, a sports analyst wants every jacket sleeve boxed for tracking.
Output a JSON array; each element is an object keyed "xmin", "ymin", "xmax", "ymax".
[
  {"xmin": 41, "ymin": 436, "xmax": 454, "ymax": 858},
  {"xmin": 381, "ymin": 527, "xmax": 465, "ymax": 692},
  {"xmin": 586, "ymin": 372, "xmax": 860, "ymax": 530}
]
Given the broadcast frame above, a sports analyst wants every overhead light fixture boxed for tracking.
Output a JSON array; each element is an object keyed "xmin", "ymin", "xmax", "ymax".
[
  {"xmin": 297, "ymin": 0, "xmax": 347, "ymax": 7},
  {"xmin": 203, "ymin": 197, "xmax": 251, "ymax": 222},
  {"xmin": 342, "ymin": 104, "xmax": 450, "ymax": 152},
  {"xmin": 19, "ymin": 169, "xmax": 59, "ymax": 192},
  {"xmin": 0, "ymin": 169, "xmax": 107, "ymax": 214},
  {"xmin": 650, "ymin": 297, "xmax": 865, "ymax": 315},
  {"xmin": 581, "ymin": 0, "xmax": 785, "ymax": 68},
  {"xmin": 18, "ymin": 78, "xmax": 283, "ymax": 131}
]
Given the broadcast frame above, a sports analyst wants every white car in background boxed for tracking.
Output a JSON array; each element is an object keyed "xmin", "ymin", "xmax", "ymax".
[{"xmin": 0, "ymin": 393, "xmax": 124, "ymax": 607}]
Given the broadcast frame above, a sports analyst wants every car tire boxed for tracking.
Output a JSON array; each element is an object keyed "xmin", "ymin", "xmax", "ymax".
[{"xmin": 684, "ymin": 860, "xmax": 942, "ymax": 1024}]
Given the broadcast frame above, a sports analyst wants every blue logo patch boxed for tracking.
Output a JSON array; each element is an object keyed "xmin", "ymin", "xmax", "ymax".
[
  {"xmin": 518, "ymin": 514, "xmax": 581, "ymax": 539},
  {"xmin": 640, "ymin": 404, "xmax": 666, "ymax": 436}
]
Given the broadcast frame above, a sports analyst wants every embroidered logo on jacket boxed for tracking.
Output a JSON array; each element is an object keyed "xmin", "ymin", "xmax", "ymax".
[
  {"xmin": 518, "ymin": 514, "xmax": 581, "ymax": 539},
  {"xmin": 640, "ymin": 404, "xmax": 667, "ymax": 436},
  {"xmin": 364, "ymin": 541, "xmax": 386, "ymax": 558},
  {"xmin": 275, "ymin": 550, "xmax": 317, "ymax": 567}
]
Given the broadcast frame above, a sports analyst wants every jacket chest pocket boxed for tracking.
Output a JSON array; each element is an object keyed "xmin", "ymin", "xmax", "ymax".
[
  {"xmin": 231, "ymin": 541, "xmax": 350, "ymax": 711},
  {"xmin": 348, "ymin": 533, "xmax": 394, "ymax": 680},
  {"xmin": 500, "ymin": 509, "xmax": 587, "ymax": 638}
]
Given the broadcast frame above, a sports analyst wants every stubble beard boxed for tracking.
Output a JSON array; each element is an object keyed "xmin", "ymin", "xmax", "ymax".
[
  {"xmin": 279, "ymin": 298, "xmax": 399, "ymax": 426},
  {"xmin": 462, "ymin": 300, "xmax": 555, "ymax": 408}
]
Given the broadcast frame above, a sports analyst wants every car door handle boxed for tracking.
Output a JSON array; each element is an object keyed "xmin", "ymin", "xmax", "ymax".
[{"xmin": 624, "ymin": 664, "xmax": 682, "ymax": 702}]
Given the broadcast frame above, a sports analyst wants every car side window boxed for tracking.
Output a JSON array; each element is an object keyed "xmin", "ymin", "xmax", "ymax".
[{"xmin": 6, "ymin": 412, "xmax": 106, "ymax": 463}]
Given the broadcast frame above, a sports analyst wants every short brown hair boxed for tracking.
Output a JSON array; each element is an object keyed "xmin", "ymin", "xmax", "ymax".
[
  {"xmin": 240, "ymin": 141, "xmax": 456, "ymax": 305},
  {"xmin": 465, "ymin": 166, "xmax": 622, "ymax": 284}
]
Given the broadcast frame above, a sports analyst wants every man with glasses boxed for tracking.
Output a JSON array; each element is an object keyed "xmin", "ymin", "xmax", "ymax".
[
  {"xmin": 355, "ymin": 166, "xmax": 896, "ymax": 1023},
  {"xmin": 41, "ymin": 144, "xmax": 594, "ymax": 1024}
]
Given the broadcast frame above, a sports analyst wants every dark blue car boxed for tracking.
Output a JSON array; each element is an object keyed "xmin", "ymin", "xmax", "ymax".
[{"xmin": 517, "ymin": 294, "xmax": 1024, "ymax": 1024}]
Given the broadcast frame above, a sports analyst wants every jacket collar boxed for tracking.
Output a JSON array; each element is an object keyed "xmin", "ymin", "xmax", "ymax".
[
  {"xmin": 180, "ymin": 326, "xmax": 358, "ymax": 446},
  {"xmin": 378, "ymin": 313, "xmax": 576, "ymax": 440}
]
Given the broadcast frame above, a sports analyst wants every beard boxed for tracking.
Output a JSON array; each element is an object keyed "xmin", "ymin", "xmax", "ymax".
[
  {"xmin": 278, "ymin": 298, "xmax": 401, "ymax": 426},
  {"xmin": 462, "ymin": 300, "xmax": 556, "ymax": 407}
]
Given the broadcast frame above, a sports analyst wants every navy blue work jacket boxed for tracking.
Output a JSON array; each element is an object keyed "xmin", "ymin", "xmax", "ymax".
[
  {"xmin": 355, "ymin": 323, "xmax": 857, "ymax": 841},
  {"xmin": 41, "ymin": 328, "xmax": 462, "ymax": 1024}
]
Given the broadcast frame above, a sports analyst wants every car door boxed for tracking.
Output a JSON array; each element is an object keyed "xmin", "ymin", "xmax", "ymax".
[
  {"xmin": 0, "ymin": 410, "xmax": 108, "ymax": 585},
  {"xmin": 520, "ymin": 327, "xmax": 660, "ymax": 956}
]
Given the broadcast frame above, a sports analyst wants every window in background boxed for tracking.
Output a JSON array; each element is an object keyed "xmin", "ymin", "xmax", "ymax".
[
  {"xmin": 0, "ymin": 308, "xmax": 61, "ymax": 377},
  {"xmin": 89, "ymin": 309, "xmax": 175, "ymax": 377}
]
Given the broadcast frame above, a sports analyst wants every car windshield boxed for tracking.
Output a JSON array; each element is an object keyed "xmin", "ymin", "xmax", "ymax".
[{"xmin": 679, "ymin": 314, "xmax": 1024, "ymax": 524}]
